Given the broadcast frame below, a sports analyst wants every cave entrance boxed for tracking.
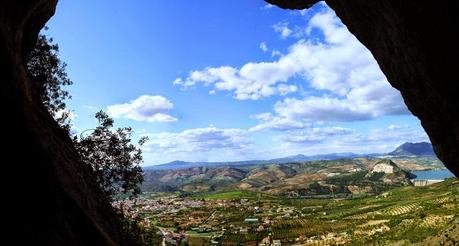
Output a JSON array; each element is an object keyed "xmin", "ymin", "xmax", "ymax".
[
  {"xmin": 44, "ymin": 1, "xmax": 457, "ymax": 244},
  {"xmin": 3, "ymin": 0, "xmax": 458, "ymax": 245}
]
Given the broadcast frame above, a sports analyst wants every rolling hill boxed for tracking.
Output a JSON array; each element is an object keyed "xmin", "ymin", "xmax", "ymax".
[{"xmin": 142, "ymin": 158, "xmax": 416, "ymax": 197}]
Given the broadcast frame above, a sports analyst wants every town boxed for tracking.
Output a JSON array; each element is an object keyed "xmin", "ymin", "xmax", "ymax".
[{"xmin": 114, "ymin": 194, "xmax": 350, "ymax": 245}]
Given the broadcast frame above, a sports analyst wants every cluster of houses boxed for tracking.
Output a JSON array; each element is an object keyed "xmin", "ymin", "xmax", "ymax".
[{"xmin": 114, "ymin": 195, "xmax": 352, "ymax": 245}]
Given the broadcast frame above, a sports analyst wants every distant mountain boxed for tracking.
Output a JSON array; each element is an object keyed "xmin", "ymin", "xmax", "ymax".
[
  {"xmin": 144, "ymin": 152, "xmax": 380, "ymax": 171},
  {"xmin": 389, "ymin": 142, "xmax": 435, "ymax": 156},
  {"xmin": 143, "ymin": 159, "xmax": 270, "ymax": 171},
  {"xmin": 143, "ymin": 142, "xmax": 437, "ymax": 171}
]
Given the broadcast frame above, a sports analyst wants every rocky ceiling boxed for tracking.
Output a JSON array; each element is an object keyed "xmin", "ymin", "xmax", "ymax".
[{"xmin": 0, "ymin": 0, "xmax": 457, "ymax": 244}]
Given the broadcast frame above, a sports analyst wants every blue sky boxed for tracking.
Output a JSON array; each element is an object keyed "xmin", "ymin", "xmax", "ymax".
[{"xmin": 47, "ymin": 0, "xmax": 429, "ymax": 165}]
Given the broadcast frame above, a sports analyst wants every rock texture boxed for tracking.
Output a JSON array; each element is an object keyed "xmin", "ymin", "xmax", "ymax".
[
  {"xmin": 372, "ymin": 163, "xmax": 395, "ymax": 174},
  {"xmin": 1, "ymin": 1, "xmax": 127, "ymax": 245},
  {"xmin": 267, "ymin": 0, "xmax": 459, "ymax": 177}
]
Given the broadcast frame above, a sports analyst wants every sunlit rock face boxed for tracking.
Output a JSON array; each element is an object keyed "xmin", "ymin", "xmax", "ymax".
[
  {"xmin": 267, "ymin": 0, "xmax": 459, "ymax": 177},
  {"xmin": 372, "ymin": 163, "xmax": 394, "ymax": 174}
]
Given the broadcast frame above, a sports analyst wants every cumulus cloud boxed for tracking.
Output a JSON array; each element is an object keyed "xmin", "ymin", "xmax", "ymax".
[
  {"xmin": 146, "ymin": 126, "xmax": 251, "ymax": 153},
  {"xmin": 273, "ymin": 82, "xmax": 406, "ymax": 121},
  {"xmin": 175, "ymin": 5, "xmax": 408, "ymax": 128},
  {"xmin": 259, "ymin": 42, "xmax": 268, "ymax": 52},
  {"xmin": 249, "ymin": 6, "xmax": 408, "ymax": 129},
  {"xmin": 174, "ymin": 65, "xmax": 298, "ymax": 100},
  {"xmin": 273, "ymin": 22, "xmax": 293, "ymax": 39},
  {"xmin": 107, "ymin": 95, "xmax": 177, "ymax": 122}
]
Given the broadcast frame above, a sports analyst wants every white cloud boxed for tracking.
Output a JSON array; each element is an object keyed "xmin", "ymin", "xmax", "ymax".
[
  {"xmin": 175, "ymin": 5, "xmax": 408, "ymax": 128},
  {"xmin": 146, "ymin": 126, "xmax": 251, "ymax": 153},
  {"xmin": 335, "ymin": 124, "xmax": 428, "ymax": 147},
  {"xmin": 388, "ymin": 124, "xmax": 403, "ymax": 130},
  {"xmin": 271, "ymin": 50, "xmax": 282, "ymax": 57},
  {"xmin": 273, "ymin": 82, "xmax": 406, "ymax": 121},
  {"xmin": 277, "ymin": 127, "xmax": 353, "ymax": 143},
  {"xmin": 107, "ymin": 95, "xmax": 177, "ymax": 122},
  {"xmin": 250, "ymin": 113, "xmax": 309, "ymax": 132},
  {"xmin": 270, "ymin": 122, "xmax": 429, "ymax": 156},
  {"xmin": 174, "ymin": 65, "xmax": 298, "ymax": 100},
  {"xmin": 365, "ymin": 126, "xmax": 428, "ymax": 144},
  {"xmin": 259, "ymin": 42, "xmax": 268, "ymax": 52},
  {"xmin": 248, "ymin": 6, "xmax": 408, "ymax": 129},
  {"xmin": 273, "ymin": 22, "xmax": 293, "ymax": 39},
  {"xmin": 301, "ymin": 124, "xmax": 429, "ymax": 155}
]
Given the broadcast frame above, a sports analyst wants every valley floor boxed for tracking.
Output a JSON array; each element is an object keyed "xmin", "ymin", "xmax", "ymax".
[{"xmin": 119, "ymin": 178, "xmax": 459, "ymax": 245}]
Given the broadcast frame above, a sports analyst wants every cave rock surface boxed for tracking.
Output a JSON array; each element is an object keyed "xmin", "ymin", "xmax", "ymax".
[{"xmin": 1, "ymin": 0, "xmax": 126, "ymax": 244}]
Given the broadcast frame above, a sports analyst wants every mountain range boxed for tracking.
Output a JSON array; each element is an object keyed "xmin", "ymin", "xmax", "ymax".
[
  {"xmin": 144, "ymin": 142, "xmax": 436, "ymax": 171},
  {"xmin": 142, "ymin": 158, "xmax": 415, "ymax": 196}
]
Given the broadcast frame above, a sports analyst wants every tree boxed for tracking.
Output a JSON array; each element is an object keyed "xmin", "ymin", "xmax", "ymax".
[
  {"xmin": 27, "ymin": 32, "xmax": 147, "ymax": 199},
  {"xmin": 27, "ymin": 31, "xmax": 73, "ymax": 131},
  {"xmin": 27, "ymin": 30, "xmax": 152, "ymax": 245},
  {"xmin": 73, "ymin": 111, "xmax": 147, "ymax": 198}
]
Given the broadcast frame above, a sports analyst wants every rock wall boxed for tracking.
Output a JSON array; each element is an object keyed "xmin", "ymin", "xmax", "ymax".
[
  {"xmin": 267, "ymin": 0, "xmax": 459, "ymax": 177},
  {"xmin": 1, "ymin": 1, "xmax": 125, "ymax": 244}
]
